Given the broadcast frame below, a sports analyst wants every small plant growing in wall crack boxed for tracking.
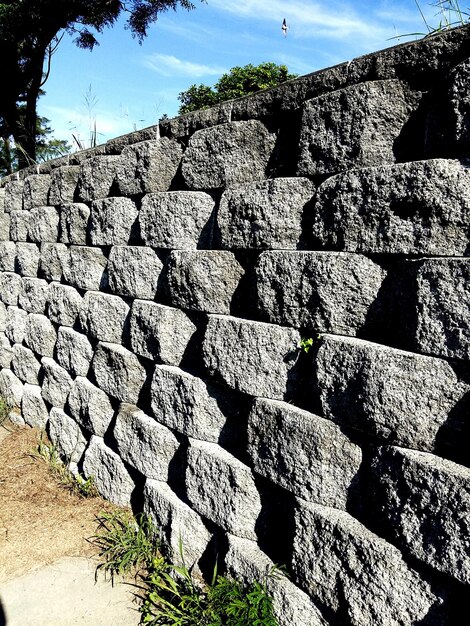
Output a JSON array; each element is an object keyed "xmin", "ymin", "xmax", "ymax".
[{"xmin": 299, "ymin": 334, "xmax": 322, "ymax": 354}]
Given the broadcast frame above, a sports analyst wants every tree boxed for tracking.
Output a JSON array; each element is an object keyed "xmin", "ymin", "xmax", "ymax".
[
  {"xmin": 178, "ymin": 62, "xmax": 298, "ymax": 114},
  {"xmin": 0, "ymin": 1, "xmax": 200, "ymax": 169}
]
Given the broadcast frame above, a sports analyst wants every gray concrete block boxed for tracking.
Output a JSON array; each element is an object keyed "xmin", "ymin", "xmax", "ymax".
[
  {"xmin": 18, "ymin": 277, "xmax": 48, "ymax": 313},
  {"xmin": 39, "ymin": 243, "xmax": 68, "ymax": 282},
  {"xmin": 297, "ymin": 80, "xmax": 415, "ymax": 176},
  {"xmin": 186, "ymin": 439, "xmax": 262, "ymax": 540},
  {"xmin": 143, "ymin": 479, "xmax": 211, "ymax": 570},
  {"xmin": 292, "ymin": 501, "xmax": 443, "ymax": 626},
  {"xmin": 0, "ymin": 301, "xmax": 6, "ymax": 332},
  {"xmin": 371, "ymin": 446, "xmax": 470, "ymax": 584},
  {"xmin": 22, "ymin": 383, "xmax": 49, "ymax": 428},
  {"xmin": 23, "ymin": 174, "xmax": 51, "ymax": 209},
  {"xmin": 248, "ymin": 398, "xmax": 362, "ymax": 508},
  {"xmin": 49, "ymin": 165, "xmax": 80, "ymax": 205},
  {"xmin": 181, "ymin": 120, "xmax": 276, "ymax": 189},
  {"xmin": 24, "ymin": 313, "xmax": 57, "ymax": 357},
  {"xmin": 118, "ymin": 137, "xmax": 183, "ymax": 195},
  {"xmin": 0, "ymin": 368, "xmax": 24, "ymax": 417},
  {"xmin": 89, "ymin": 197, "xmax": 138, "ymax": 245},
  {"xmin": 5, "ymin": 306, "xmax": 27, "ymax": 343},
  {"xmin": 47, "ymin": 282, "xmax": 83, "ymax": 327},
  {"xmin": 0, "ymin": 211, "xmax": 11, "ymax": 241},
  {"xmin": 79, "ymin": 291, "xmax": 129, "ymax": 343},
  {"xmin": 316, "ymin": 335, "xmax": 469, "ymax": 451},
  {"xmin": 225, "ymin": 535, "xmax": 328, "ymax": 626},
  {"xmin": 59, "ymin": 203, "xmax": 90, "ymax": 245},
  {"xmin": 0, "ymin": 333, "xmax": 13, "ymax": 369},
  {"xmin": 28, "ymin": 206, "xmax": 59, "ymax": 243},
  {"xmin": 9, "ymin": 210, "xmax": 29, "ymax": 241},
  {"xmin": 313, "ymin": 159, "xmax": 470, "ymax": 255},
  {"xmin": 0, "ymin": 242, "xmax": 16, "ymax": 272},
  {"xmin": 11, "ymin": 344, "xmax": 41, "ymax": 384},
  {"xmin": 107, "ymin": 245, "xmax": 163, "ymax": 300},
  {"xmin": 63, "ymin": 245, "xmax": 107, "ymax": 291},
  {"xmin": 150, "ymin": 365, "xmax": 227, "ymax": 441},
  {"xmin": 140, "ymin": 191, "xmax": 214, "ymax": 249},
  {"xmin": 1, "ymin": 273, "xmax": 22, "ymax": 305},
  {"xmin": 130, "ymin": 300, "xmax": 196, "ymax": 365},
  {"xmin": 113, "ymin": 403, "xmax": 179, "ymax": 480},
  {"xmin": 164, "ymin": 250, "xmax": 244, "ymax": 314},
  {"xmin": 202, "ymin": 314, "xmax": 300, "ymax": 399},
  {"xmin": 76, "ymin": 155, "xmax": 123, "ymax": 202},
  {"xmin": 16, "ymin": 243, "xmax": 40, "ymax": 277},
  {"xmin": 255, "ymin": 251, "xmax": 385, "ymax": 333},
  {"xmin": 48, "ymin": 407, "xmax": 87, "ymax": 464},
  {"xmin": 56, "ymin": 327, "xmax": 93, "ymax": 377},
  {"xmin": 92, "ymin": 342, "xmax": 147, "ymax": 404},
  {"xmin": 67, "ymin": 376, "xmax": 115, "ymax": 437},
  {"xmin": 4, "ymin": 180, "xmax": 24, "ymax": 212},
  {"xmin": 83, "ymin": 436, "xmax": 134, "ymax": 507},
  {"xmin": 218, "ymin": 178, "xmax": 316, "ymax": 249},
  {"xmin": 41, "ymin": 357, "xmax": 73, "ymax": 409}
]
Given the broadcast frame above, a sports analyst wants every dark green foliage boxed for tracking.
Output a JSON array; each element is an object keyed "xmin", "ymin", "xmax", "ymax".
[{"xmin": 178, "ymin": 62, "xmax": 298, "ymax": 114}]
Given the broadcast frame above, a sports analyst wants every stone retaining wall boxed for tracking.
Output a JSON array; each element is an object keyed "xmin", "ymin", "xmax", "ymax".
[{"xmin": 1, "ymin": 25, "xmax": 470, "ymax": 625}]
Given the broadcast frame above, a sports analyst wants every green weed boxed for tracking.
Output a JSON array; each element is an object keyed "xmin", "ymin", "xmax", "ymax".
[{"xmin": 0, "ymin": 398, "xmax": 10, "ymax": 427}]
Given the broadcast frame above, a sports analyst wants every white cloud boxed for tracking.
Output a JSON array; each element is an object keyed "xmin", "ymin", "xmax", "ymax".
[{"xmin": 142, "ymin": 53, "xmax": 227, "ymax": 77}]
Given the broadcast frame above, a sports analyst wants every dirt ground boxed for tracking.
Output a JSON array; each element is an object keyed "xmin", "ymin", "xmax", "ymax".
[{"xmin": 0, "ymin": 421, "xmax": 117, "ymax": 582}]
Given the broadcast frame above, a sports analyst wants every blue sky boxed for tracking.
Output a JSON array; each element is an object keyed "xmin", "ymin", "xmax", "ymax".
[{"xmin": 38, "ymin": 0, "xmax": 447, "ymax": 148}]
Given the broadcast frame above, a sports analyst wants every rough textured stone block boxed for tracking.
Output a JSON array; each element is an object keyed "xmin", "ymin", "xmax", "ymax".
[
  {"xmin": 143, "ymin": 479, "xmax": 211, "ymax": 569},
  {"xmin": 83, "ymin": 436, "xmax": 134, "ymax": 507},
  {"xmin": 113, "ymin": 403, "xmax": 179, "ymax": 480},
  {"xmin": 39, "ymin": 243, "xmax": 68, "ymax": 281},
  {"xmin": 150, "ymin": 365, "xmax": 227, "ymax": 441},
  {"xmin": 316, "ymin": 335, "xmax": 469, "ymax": 451},
  {"xmin": 5, "ymin": 306, "xmax": 27, "ymax": 343},
  {"xmin": 67, "ymin": 376, "xmax": 114, "ymax": 437},
  {"xmin": 107, "ymin": 246, "xmax": 163, "ymax": 299},
  {"xmin": 49, "ymin": 165, "xmax": 80, "ymax": 205},
  {"xmin": 92, "ymin": 342, "xmax": 147, "ymax": 404},
  {"xmin": 0, "ymin": 242, "xmax": 16, "ymax": 271},
  {"xmin": 18, "ymin": 277, "xmax": 48, "ymax": 313},
  {"xmin": 0, "ymin": 211, "xmax": 11, "ymax": 241},
  {"xmin": 371, "ymin": 446, "xmax": 470, "ymax": 584},
  {"xmin": 11, "ymin": 344, "xmax": 41, "ymax": 384},
  {"xmin": 28, "ymin": 206, "xmax": 59, "ymax": 243},
  {"xmin": 63, "ymin": 245, "xmax": 107, "ymax": 290},
  {"xmin": 22, "ymin": 383, "xmax": 49, "ymax": 428},
  {"xmin": 0, "ymin": 301, "xmax": 6, "ymax": 332},
  {"xmin": 59, "ymin": 202, "xmax": 90, "ymax": 245},
  {"xmin": 76, "ymin": 155, "xmax": 123, "ymax": 201},
  {"xmin": 16, "ymin": 242, "xmax": 40, "ymax": 277},
  {"xmin": 140, "ymin": 191, "xmax": 214, "ymax": 249},
  {"xmin": 89, "ymin": 197, "xmax": 139, "ymax": 245},
  {"xmin": 297, "ymin": 80, "xmax": 415, "ymax": 176},
  {"xmin": 48, "ymin": 408, "xmax": 87, "ymax": 464},
  {"xmin": 404, "ymin": 258, "xmax": 470, "ymax": 360},
  {"xmin": 23, "ymin": 174, "xmax": 51, "ymax": 209},
  {"xmin": 0, "ymin": 333, "xmax": 13, "ymax": 369},
  {"xmin": 225, "ymin": 535, "xmax": 327, "ymax": 626},
  {"xmin": 79, "ymin": 291, "xmax": 129, "ymax": 343},
  {"xmin": 202, "ymin": 315, "xmax": 300, "ymax": 399},
  {"xmin": 1, "ymin": 273, "xmax": 21, "ymax": 305},
  {"xmin": 186, "ymin": 439, "xmax": 262, "ymax": 539},
  {"xmin": 56, "ymin": 327, "xmax": 93, "ymax": 377},
  {"xmin": 248, "ymin": 398, "xmax": 362, "ymax": 508},
  {"xmin": 118, "ymin": 137, "xmax": 183, "ymax": 195},
  {"xmin": 313, "ymin": 159, "xmax": 470, "ymax": 255},
  {"xmin": 218, "ymin": 178, "xmax": 315, "ymax": 249},
  {"xmin": 4, "ymin": 180, "xmax": 24, "ymax": 212},
  {"xmin": 130, "ymin": 300, "xmax": 196, "ymax": 365},
  {"xmin": 292, "ymin": 501, "xmax": 443, "ymax": 626},
  {"xmin": 10, "ymin": 210, "xmax": 29, "ymax": 242},
  {"xmin": 24, "ymin": 313, "xmax": 57, "ymax": 357},
  {"xmin": 164, "ymin": 250, "xmax": 244, "ymax": 314},
  {"xmin": 47, "ymin": 282, "xmax": 82, "ymax": 327},
  {"xmin": 41, "ymin": 357, "xmax": 73, "ymax": 409},
  {"xmin": 181, "ymin": 120, "xmax": 276, "ymax": 189},
  {"xmin": 0, "ymin": 369, "xmax": 24, "ymax": 416},
  {"xmin": 255, "ymin": 251, "xmax": 385, "ymax": 333}
]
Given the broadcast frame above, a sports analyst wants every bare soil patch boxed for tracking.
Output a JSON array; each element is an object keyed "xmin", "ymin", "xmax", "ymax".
[{"xmin": 0, "ymin": 422, "xmax": 118, "ymax": 582}]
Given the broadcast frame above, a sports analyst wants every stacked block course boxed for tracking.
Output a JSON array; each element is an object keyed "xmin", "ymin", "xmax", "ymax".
[{"xmin": 1, "ymin": 25, "xmax": 470, "ymax": 625}]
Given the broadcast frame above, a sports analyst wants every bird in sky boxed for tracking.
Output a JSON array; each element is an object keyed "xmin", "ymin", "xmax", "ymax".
[{"xmin": 282, "ymin": 18, "xmax": 288, "ymax": 37}]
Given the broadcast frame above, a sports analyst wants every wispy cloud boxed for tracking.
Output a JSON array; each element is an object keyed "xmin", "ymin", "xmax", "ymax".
[{"xmin": 142, "ymin": 53, "xmax": 227, "ymax": 77}]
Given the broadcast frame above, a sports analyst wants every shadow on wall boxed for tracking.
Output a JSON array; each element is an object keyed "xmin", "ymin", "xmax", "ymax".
[{"xmin": 0, "ymin": 598, "xmax": 6, "ymax": 626}]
